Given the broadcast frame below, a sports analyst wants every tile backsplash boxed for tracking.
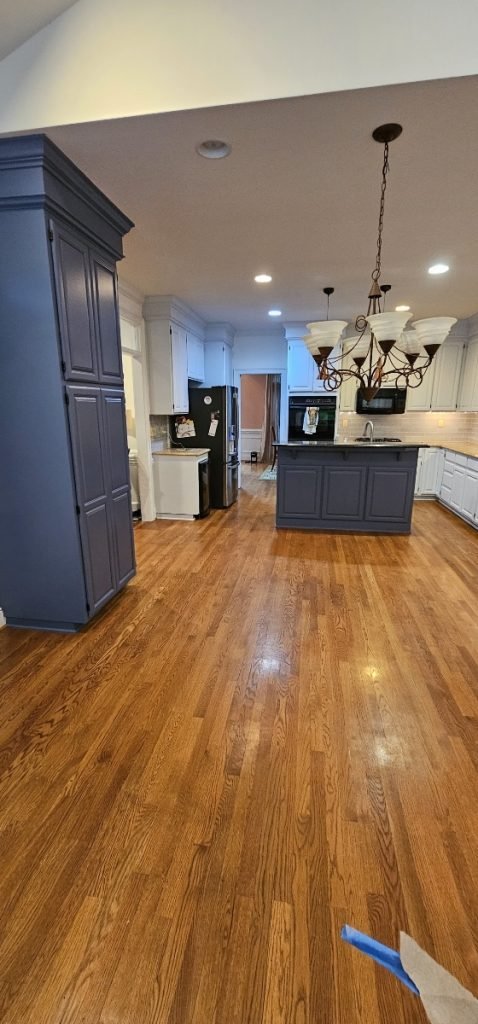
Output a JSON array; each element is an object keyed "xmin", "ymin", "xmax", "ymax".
[
  {"xmin": 149, "ymin": 414, "xmax": 170, "ymax": 448},
  {"xmin": 337, "ymin": 410, "xmax": 478, "ymax": 443}
]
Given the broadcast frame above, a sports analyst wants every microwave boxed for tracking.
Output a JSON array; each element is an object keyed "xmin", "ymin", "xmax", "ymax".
[{"xmin": 356, "ymin": 387, "xmax": 406, "ymax": 415}]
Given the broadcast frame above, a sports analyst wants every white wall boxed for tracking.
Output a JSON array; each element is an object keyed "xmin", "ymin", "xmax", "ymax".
[
  {"xmin": 1, "ymin": 0, "xmax": 478, "ymax": 132},
  {"xmin": 233, "ymin": 331, "xmax": 288, "ymax": 444},
  {"xmin": 233, "ymin": 331, "xmax": 287, "ymax": 373}
]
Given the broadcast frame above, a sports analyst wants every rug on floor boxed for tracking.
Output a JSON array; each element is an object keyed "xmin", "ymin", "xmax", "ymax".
[{"xmin": 259, "ymin": 466, "xmax": 277, "ymax": 480}]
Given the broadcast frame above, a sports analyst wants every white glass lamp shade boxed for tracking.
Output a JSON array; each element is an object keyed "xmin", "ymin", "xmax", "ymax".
[
  {"xmin": 411, "ymin": 317, "xmax": 457, "ymax": 348},
  {"xmin": 398, "ymin": 328, "xmax": 421, "ymax": 357},
  {"xmin": 306, "ymin": 320, "xmax": 348, "ymax": 350},
  {"xmin": 346, "ymin": 335, "xmax": 371, "ymax": 360},
  {"xmin": 365, "ymin": 311, "xmax": 412, "ymax": 342}
]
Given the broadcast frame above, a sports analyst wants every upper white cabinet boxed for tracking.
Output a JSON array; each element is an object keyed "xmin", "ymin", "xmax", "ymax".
[
  {"xmin": 338, "ymin": 343, "xmax": 360, "ymax": 412},
  {"xmin": 430, "ymin": 341, "xmax": 464, "ymax": 410},
  {"xmin": 186, "ymin": 332, "xmax": 205, "ymax": 382},
  {"xmin": 458, "ymin": 339, "xmax": 478, "ymax": 410},
  {"xmin": 287, "ymin": 339, "xmax": 325, "ymax": 393},
  {"xmin": 405, "ymin": 340, "xmax": 463, "ymax": 411},
  {"xmin": 146, "ymin": 319, "xmax": 189, "ymax": 414}
]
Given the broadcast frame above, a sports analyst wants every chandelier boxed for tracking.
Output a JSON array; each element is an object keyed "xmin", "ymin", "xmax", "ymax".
[{"xmin": 304, "ymin": 123, "xmax": 456, "ymax": 401}]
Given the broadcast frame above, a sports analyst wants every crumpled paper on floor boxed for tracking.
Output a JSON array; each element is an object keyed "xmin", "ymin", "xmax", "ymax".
[{"xmin": 400, "ymin": 932, "xmax": 478, "ymax": 1024}]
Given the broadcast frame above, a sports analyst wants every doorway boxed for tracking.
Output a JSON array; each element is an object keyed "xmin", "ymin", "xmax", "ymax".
[{"xmin": 235, "ymin": 371, "xmax": 284, "ymax": 467}]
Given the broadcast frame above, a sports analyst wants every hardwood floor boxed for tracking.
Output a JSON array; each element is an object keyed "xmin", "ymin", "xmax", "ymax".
[{"xmin": 0, "ymin": 468, "xmax": 477, "ymax": 1023}]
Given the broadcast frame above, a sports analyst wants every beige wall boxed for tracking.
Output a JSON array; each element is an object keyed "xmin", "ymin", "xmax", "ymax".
[
  {"xmin": 1, "ymin": 0, "xmax": 478, "ymax": 132},
  {"xmin": 241, "ymin": 374, "xmax": 266, "ymax": 429}
]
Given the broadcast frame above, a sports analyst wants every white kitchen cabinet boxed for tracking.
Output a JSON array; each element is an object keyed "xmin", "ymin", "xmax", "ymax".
[
  {"xmin": 405, "ymin": 362, "xmax": 435, "ymax": 410},
  {"xmin": 461, "ymin": 465, "xmax": 478, "ymax": 522},
  {"xmin": 147, "ymin": 320, "xmax": 189, "ymax": 414},
  {"xmin": 187, "ymin": 332, "xmax": 205, "ymax": 382},
  {"xmin": 449, "ymin": 464, "xmax": 466, "ymax": 511},
  {"xmin": 288, "ymin": 340, "xmax": 314, "ymax": 392},
  {"xmin": 430, "ymin": 341, "xmax": 464, "ymax": 410},
  {"xmin": 414, "ymin": 447, "xmax": 443, "ymax": 496},
  {"xmin": 438, "ymin": 451, "xmax": 478, "ymax": 528},
  {"xmin": 338, "ymin": 344, "xmax": 360, "ymax": 412},
  {"xmin": 458, "ymin": 340, "xmax": 478, "ymax": 411},
  {"xmin": 287, "ymin": 339, "xmax": 326, "ymax": 393},
  {"xmin": 405, "ymin": 341, "xmax": 463, "ymax": 411}
]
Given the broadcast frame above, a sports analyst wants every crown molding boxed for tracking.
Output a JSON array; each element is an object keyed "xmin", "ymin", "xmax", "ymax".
[
  {"xmin": 142, "ymin": 294, "xmax": 206, "ymax": 336},
  {"xmin": 234, "ymin": 327, "xmax": 285, "ymax": 340},
  {"xmin": 118, "ymin": 279, "xmax": 144, "ymax": 323},
  {"xmin": 0, "ymin": 134, "xmax": 133, "ymax": 259},
  {"xmin": 204, "ymin": 322, "xmax": 235, "ymax": 347}
]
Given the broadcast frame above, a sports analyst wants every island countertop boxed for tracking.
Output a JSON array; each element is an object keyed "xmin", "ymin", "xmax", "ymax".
[
  {"xmin": 274, "ymin": 440, "xmax": 425, "ymax": 449},
  {"xmin": 275, "ymin": 442, "xmax": 420, "ymax": 534}
]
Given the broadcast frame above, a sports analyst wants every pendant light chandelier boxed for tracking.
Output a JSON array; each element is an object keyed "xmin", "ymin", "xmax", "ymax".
[{"xmin": 304, "ymin": 124, "xmax": 456, "ymax": 401}]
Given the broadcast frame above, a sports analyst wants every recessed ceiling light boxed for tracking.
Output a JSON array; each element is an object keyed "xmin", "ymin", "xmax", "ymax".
[
  {"xmin": 196, "ymin": 139, "xmax": 231, "ymax": 159},
  {"xmin": 254, "ymin": 274, "xmax": 272, "ymax": 283},
  {"xmin": 395, "ymin": 305, "xmax": 410, "ymax": 311},
  {"xmin": 268, "ymin": 309, "xmax": 282, "ymax": 317},
  {"xmin": 428, "ymin": 263, "xmax": 449, "ymax": 275}
]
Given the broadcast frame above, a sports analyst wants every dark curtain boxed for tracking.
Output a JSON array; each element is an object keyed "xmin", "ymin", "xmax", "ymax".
[{"xmin": 260, "ymin": 374, "xmax": 281, "ymax": 464}]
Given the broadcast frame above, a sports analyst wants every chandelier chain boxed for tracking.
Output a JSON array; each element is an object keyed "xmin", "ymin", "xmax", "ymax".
[{"xmin": 371, "ymin": 141, "xmax": 389, "ymax": 284}]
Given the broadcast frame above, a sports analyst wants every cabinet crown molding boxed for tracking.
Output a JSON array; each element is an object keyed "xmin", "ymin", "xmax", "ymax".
[
  {"xmin": 118, "ymin": 280, "xmax": 144, "ymax": 323},
  {"xmin": 204, "ymin": 322, "xmax": 235, "ymax": 347},
  {"xmin": 143, "ymin": 294, "xmax": 205, "ymax": 337},
  {"xmin": 0, "ymin": 134, "xmax": 134, "ymax": 259}
]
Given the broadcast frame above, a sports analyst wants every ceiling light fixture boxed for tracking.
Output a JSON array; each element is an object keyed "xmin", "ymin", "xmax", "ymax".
[
  {"xmin": 303, "ymin": 124, "xmax": 456, "ymax": 400},
  {"xmin": 428, "ymin": 263, "xmax": 449, "ymax": 275},
  {"xmin": 268, "ymin": 309, "xmax": 282, "ymax": 317},
  {"xmin": 395, "ymin": 305, "xmax": 410, "ymax": 312},
  {"xmin": 255, "ymin": 274, "xmax": 272, "ymax": 283},
  {"xmin": 196, "ymin": 139, "xmax": 231, "ymax": 159}
]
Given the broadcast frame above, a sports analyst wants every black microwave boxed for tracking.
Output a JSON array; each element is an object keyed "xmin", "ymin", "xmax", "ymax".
[{"xmin": 356, "ymin": 387, "xmax": 406, "ymax": 415}]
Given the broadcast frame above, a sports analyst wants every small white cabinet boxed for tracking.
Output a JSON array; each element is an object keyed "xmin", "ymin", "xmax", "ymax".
[
  {"xmin": 431, "ymin": 341, "xmax": 464, "ymax": 410},
  {"xmin": 415, "ymin": 447, "xmax": 443, "ymax": 496},
  {"xmin": 439, "ymin": 450, "xmax": 478, "ymax": 527},
  {"xmin": 406, "ymin": 340, "xmax": 464, "ymax": 411},
  {"xmin": 146, "ymin": 320, "xmax": 189, "ymax": 414},
  {"xmin": 187, "ymin": 333, "xmax": 205, "ymax": 382},
  {"xmin": 338, "ymin": 343, "xmax": 360, "ymax": 412},
  {"xmin": 287, "ymin": 339, "xmax": 325, "ymax": 393},
  {"xmin": 458, "ymin": 339, "xmax": 478, "ymax": 411}
]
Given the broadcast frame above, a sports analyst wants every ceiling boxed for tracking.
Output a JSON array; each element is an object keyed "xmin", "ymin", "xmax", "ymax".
[
  {"xmin": 0, "ymin": 0, "xmax": 78, "ymax": 61},
  {"xmin": 46, "ymin": 74, "xmax": 478, "ymax": 331}
]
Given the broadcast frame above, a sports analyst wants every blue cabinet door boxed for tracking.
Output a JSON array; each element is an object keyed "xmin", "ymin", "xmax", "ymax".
[
  {"xmin": 66, "ymin": 386, "xmax": 116, "ymax": 613},
  {"xmin": 322, "ymin": 465, "xmax": 367, "ymax": 520},
  {"xmin": 365, "ymin": 466, "xmax": 415, "ymax": 522},
  {"xmin": 91, "ymin": 252, "xmax": 124, "ymax": 384},
  {"xmin": 101, "ymin": 388, "xmax": 136, "ymax": 587},
  {"xmin": 51, "ymin": 223, "xmax": 98, "ymax": 381}
]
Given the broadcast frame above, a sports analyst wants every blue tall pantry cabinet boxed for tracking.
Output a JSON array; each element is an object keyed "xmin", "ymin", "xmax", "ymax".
[{"xmin": 0, "ymin": 135, "xmax": 136, "ymax": 631}]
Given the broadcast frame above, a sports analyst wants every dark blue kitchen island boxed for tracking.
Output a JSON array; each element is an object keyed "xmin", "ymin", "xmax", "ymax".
[{"xmin": 275, "ymin": 442, "xmax": 422, "ymax": 534}]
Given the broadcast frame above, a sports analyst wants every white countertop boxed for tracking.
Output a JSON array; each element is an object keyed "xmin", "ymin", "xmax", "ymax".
[{"xmin": 152, "ymin": 446, "xmax": 210, "ymax": 458}]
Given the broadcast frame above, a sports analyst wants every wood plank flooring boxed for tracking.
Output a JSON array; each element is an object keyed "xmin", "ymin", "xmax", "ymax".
[{"xmin": 0, "ymin": 467, "xmax": 477, "ymax": 1023}]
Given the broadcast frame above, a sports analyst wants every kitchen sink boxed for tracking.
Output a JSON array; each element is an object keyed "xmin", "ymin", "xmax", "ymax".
[{"xmin": 355, "ymin": 436, "xmax": 402, "ymax": 443}]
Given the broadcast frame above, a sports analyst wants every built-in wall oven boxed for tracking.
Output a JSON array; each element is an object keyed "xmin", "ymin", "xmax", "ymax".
[{"xmin": 288, "ymin": 395, "xmax": 337, "ymax": 442}]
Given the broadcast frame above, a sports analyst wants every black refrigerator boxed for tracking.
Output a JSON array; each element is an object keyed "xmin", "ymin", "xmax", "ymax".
[{"xmin": 172, "ymin": 386, "xmax": 239, "ymax": 508}]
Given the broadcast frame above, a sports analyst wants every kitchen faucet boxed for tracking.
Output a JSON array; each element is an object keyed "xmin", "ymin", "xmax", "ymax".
[{"xmin": 363, "ymin": 420, "xmax": 374, "ymax": 442}]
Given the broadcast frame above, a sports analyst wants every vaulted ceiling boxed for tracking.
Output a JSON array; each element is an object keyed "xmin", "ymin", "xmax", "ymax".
[{"xmin": 0, "ymin": 0, "xmax": 77, "ymax": 61}]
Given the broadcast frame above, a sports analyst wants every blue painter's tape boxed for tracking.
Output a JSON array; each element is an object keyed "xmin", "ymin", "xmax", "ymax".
[{"xmin": 341, "ymin": 925, "xmax": 420, "ymax": 996}]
